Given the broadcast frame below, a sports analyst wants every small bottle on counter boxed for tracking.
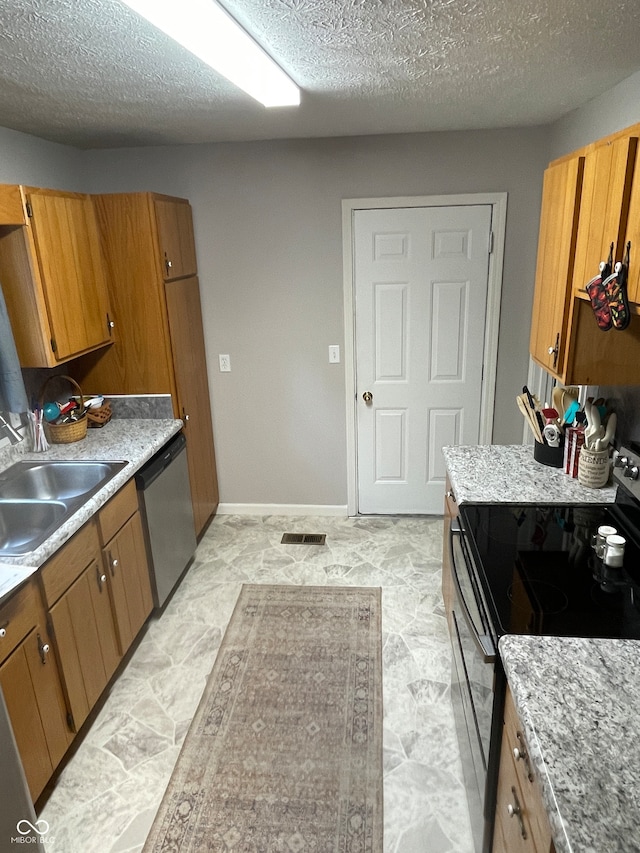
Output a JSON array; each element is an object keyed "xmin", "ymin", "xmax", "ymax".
[
  {"xmin": 593, "ymin": 525, "xmax": 617, "ymax": 558},
  {"xmin": 604, "ymin": 534, "xmax": 626, "ymax": 567}
]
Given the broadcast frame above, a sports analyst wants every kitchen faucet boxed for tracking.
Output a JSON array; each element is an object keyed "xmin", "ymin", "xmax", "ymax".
[{"xmin": 0, "ymin": 414, "xmax": 23, "ymax": 444}]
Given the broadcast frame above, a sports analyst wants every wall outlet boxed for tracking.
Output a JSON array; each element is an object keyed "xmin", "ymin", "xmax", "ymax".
[
  {"xmin": 219, "ymin": 354, "xmax": 231, "ymax": 372},
  {"xmin": 328, "ymin": 345, "xmax": 340, "ymax": 364}
]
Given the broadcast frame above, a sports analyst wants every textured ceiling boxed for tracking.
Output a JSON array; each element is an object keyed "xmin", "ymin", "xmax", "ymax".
[{"xmin": 1, "ymin": 0, "xmax": 640, "ymax": 149}]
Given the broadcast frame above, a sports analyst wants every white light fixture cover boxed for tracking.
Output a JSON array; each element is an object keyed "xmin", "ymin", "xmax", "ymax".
[{"xmin": 119, "ymin": 0, "xmax": 300, "ymax": 107}]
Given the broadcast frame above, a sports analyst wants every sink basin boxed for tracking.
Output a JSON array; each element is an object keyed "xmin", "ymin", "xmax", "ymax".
[
  {"xmin": 0, "ymin": 460, "xmax": 127, "ymax": 557},
  {"xmin": 0, "ymin": 461, "xmax": 126, "ymax": 502},
  {"xmin": 0, "ymin": 500, "xmax": 68, "ymax": 557}
]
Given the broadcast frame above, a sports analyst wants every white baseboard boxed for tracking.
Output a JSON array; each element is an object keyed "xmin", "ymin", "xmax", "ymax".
[{"xmin": 216, "ymin": 503, "xmax": 349, "ymax": 517}]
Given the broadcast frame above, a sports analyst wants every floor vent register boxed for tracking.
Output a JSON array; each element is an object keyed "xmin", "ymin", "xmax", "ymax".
[{"xmin": 281, "ymin": 533, "xmax": 327, "ymax": 545}]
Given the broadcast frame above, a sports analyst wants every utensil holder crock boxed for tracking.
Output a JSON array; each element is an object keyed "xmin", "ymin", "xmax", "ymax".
[{"xmin": 578, "ymin": 446, "xmax": 610, "ymax": 488}]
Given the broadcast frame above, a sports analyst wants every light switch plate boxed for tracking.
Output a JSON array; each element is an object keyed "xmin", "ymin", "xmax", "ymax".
[
  {"xmin": 219, "ymin": 354, "xmax": 231, "ymax": 372},
  {"xmin": 328, "ymin": 345, "xmax": 340, "ymax": 364}
]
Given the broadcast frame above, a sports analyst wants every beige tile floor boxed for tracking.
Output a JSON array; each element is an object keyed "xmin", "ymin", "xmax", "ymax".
[{"xmin": 39, "ymin": 514, "xmax": 474, "ymax": 853}]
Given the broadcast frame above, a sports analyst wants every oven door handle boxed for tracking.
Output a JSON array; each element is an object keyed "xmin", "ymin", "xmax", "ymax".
[{"xmin": 449, "ymin": 526, "xmax": 496, "ymax": 664}]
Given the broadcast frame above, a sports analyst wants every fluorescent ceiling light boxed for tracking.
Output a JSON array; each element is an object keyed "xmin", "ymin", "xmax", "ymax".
[{"xmin": 119, "ymin": 0, "xmax": 300, "ymax": 107}]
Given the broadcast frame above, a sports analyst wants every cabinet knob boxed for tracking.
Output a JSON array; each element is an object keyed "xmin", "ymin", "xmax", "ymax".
[
  {"xmin": 37, "ymin": 633, "xmax": 50, "ymax": 664},
  {"xmin": 507, "ymin": 786, "xmax": 528, "ymax": 840},
  {"xmin": 0, "ymin": 627, "xmax": 6, "ymax": 638},
  {"xmin": 100, "ymin": 573, "xmax": 107, "ymax": 583},
  {"xmin": 112, "ymin": 559, "xmax": 119, "ymax": 568}
]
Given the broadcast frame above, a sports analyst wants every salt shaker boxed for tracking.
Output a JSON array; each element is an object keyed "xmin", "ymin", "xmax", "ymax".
[{"xmin": 604, "ymin": 534, "xmax": 626, "ymax": 567}]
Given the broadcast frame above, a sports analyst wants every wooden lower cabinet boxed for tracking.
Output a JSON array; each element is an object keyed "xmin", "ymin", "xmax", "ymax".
[
  {"xmin": 40, "ymin": 481, "xmax": 153, "ymax": 732},
  {"xmin": 0, "ymin": 578, "xmax": 72, "ymax": 800},
  {"xmin": 44, "ymin": 524, "xmax": 121, "ymax": 731},
  {"xmin": 0, "ymin": 479, "xmax": 154, "ymax": 802},
  {"xmin": 98, "ymin": 480, "xmax": 153, "ymax": 654},
  {"xmin": 493, "ymin": 687, "xmax": 556, "ymax": 853}
]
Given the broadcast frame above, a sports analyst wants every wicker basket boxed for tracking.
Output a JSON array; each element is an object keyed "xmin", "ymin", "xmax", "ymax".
[
  {"xmin": 39, "ymin": 375, "xmax": 88, "ymax": 444},
  {"xmin": 87, "ymin": 402, "xmax": 112, "ymax": 428}
]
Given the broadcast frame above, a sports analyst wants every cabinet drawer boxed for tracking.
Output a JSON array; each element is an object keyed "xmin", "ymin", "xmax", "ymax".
[
  {"xmin": 97, "ymin": 479, "xmax": 138, "ymax": 544},
  {"xmin": 0, "ymin": 579, "xmax": 39, "ymax": 665},
  {"xmin": 503, "ymin": 689, "xmax": 553, "ymax": 852},
  {"xmin": 40, "ymin": 521, "xmax": 101, "ymax": 607}
]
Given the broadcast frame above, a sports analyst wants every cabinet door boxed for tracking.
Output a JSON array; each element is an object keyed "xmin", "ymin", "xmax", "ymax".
[
  {"xmin": 0, "ymin": 635, "xmax": 52, "ymax": 801},
  {"xmin": 571, "ymin": 135, "xmax": 638, "ymax": 295},
  {"xmin": 622, "ymin": 157, "xmax": 640, "ymax": 304},
  {"xmin": 154, "ymin": 197, "xmax": 197, "ymax": 281},
  {"xmin": 26, "ymin": 189, "xmax": 114, "ymax": 361},
  {"xmin": 104, "ymin": 511, "xmax": 153, "ymax": 655},
  {"xmin": 529, "ymin": 157, "xmax": 584, "ymax": 377},
  {"xmin": 49, "ymin": 559, "xmax": 120, "ymax": 730},
  {"xmin": 165, "ymin": 276, "xmax": 219, "ymax": 535}
]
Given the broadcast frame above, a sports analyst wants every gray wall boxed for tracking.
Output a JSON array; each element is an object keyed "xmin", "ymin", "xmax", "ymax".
[
  {"xmin": 81, "ymin": 129, "xmax": 550, "ymax": 507},
  {"xmin": 0, "ymin": 125, "xmax": 86, "ymax": 188}
]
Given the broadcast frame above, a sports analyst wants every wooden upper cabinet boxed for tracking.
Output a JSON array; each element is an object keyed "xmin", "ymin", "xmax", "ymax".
[
  {"xmin": 623, "ymin": 154, "xmax": 640, "ymax": 304},
  {"xmin": 571, "ymin": 134, "xmax": 638, "ymax": 295},
  {"xmin": 73, "ymin": 191, "xmax": 219, "ymax": 536},
  {"xmin": 0, "ymin": 184, "xmax": 26, "ymax": 226},
  {"xmin": 154, "ymin": 197, "xmax": 198, "ymax": 281},
  {"xmin": 529, "ymin": 156, "xmax": 584, "ymax": 379},
  {"xmin": 530, "ymin": 124, "xmax": 640, "ymax": 385},
  {"xmin": 165, "ymin": 276, "xmax": 219, "ymax": 533},
  {"xmin": 0, "ymin": 185, "xmax": 114, "ymax": 367}
]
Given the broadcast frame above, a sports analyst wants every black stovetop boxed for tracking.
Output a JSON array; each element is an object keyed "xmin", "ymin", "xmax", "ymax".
[{"xmin": 460, "ymin": 481, "xmax": 640, "ymax": 641}]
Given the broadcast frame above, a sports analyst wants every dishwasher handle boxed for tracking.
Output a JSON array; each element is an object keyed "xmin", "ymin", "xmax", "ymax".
[{"xmin": 135, "ymin": 432, "xmax": 187, "ymax": 490}]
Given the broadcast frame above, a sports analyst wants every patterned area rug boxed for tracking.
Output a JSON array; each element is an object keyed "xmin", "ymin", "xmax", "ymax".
[{"xmin": 143, "ymin": 584, "xmax": 383, "ymax": 852}]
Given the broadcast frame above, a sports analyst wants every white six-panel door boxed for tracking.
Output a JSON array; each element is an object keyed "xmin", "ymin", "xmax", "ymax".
[{"xmin": 354, "ymin": 205, "xmax": 492, "ymax": 514}]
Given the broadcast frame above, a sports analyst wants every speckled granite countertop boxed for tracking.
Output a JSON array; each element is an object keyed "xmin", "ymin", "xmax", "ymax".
[
  {"xmin": 443, "ymin": 444, "xmax": 617, "ymax": 504},
  {"xmin": 0, "ymin": 418, "xmax": 181, "ymax": 582},
  {"xmin": 500, "ymin": 635, "xmax": 640, "ymax": 853}
]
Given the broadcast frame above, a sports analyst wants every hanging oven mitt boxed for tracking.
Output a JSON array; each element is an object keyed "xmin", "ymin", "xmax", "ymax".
[
  {"xmin": 602, "ymin": 241, "xmax": 631, "ymax": 331},
  {"xmin": 585, "ymin": 243, "xmax": 614, "ymax": 331}
]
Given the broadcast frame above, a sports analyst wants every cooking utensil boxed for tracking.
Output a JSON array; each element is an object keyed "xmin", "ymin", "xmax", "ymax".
[
  {"xmin": 517, "ymin": 393, "xmax": 544, "ymax": 443},
  {"xmin": 594, "ymin": 412, "xmax": 617, "ymax": 452},
  {"xmin": 523, "ymin": 386, "xmax": 546, "ymax": 439}
]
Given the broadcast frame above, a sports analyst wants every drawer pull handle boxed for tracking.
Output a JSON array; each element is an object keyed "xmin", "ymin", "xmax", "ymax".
[
  {"xmin": 514, "ymin": 731, "xmax": 534, "ymax": 782},
  {"xmin": 507, "ymin": 786, "xmax": 527, "ymax": 840}
]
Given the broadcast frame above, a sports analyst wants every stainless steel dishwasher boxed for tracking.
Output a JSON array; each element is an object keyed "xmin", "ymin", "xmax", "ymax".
[{"xmin": 135, "ymin": 432, "xmax": 197, "ymax": 608}]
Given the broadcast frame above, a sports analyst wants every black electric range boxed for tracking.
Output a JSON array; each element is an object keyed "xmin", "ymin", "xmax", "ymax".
[{"xmin": 459, "ymin": 443, "xmax": 640, "ymax": 641}]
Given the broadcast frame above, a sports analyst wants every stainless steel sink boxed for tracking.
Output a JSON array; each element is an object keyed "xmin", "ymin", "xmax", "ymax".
[
  {"xmin": 0, "ymin": 500, "xmax": 68, "ymax": 557},
  {"xmin": 0, "ymin": 460, "xmax": 127, "ymax": 557}
]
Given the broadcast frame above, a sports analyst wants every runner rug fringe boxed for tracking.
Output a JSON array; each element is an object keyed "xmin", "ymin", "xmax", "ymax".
[{"xmin": 143, "ymin": 584, "xmax": 383, "ymax": 852}]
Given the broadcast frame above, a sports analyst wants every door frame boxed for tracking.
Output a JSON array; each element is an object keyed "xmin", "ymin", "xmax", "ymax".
[{"xmin": 342, "ymin": 193, "xmax": 508, "ymax": 516}]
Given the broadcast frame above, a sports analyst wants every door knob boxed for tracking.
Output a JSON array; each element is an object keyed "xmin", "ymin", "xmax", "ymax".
[{"xmin": 363, "ymin": 391, "xmax": 373, "ymax": 403}]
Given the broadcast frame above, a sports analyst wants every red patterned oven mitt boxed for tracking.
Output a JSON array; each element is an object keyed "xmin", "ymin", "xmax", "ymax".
[
  {"xmin": 586, "ymin": 263, "xmax": 612, "ymax": 331},
  {"xmin": 602, "ymin": 242, "xmax": 631, "ymax": 331}
]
